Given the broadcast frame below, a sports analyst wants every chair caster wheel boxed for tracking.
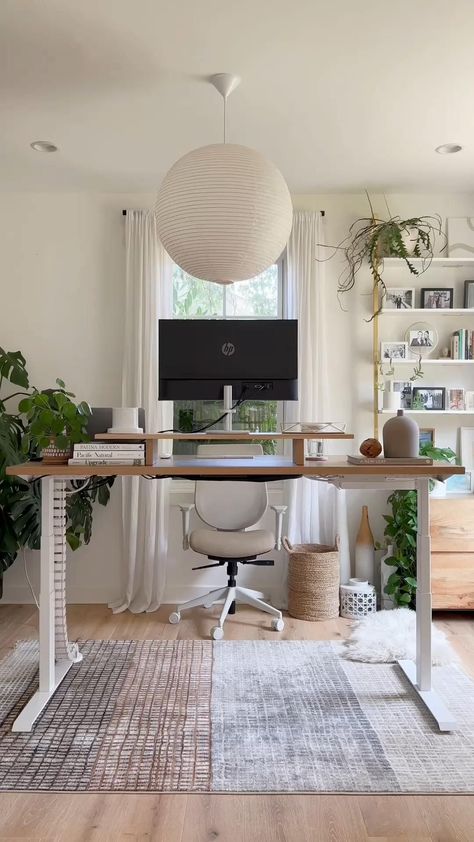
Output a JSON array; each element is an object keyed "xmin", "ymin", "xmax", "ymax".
[
  {"xmin": 210, "ymin": 626, "xmax": 224, "ymax": 640},
  {"xmin": 271, "ymin": 618, "xmax": 285, "ymax": 632},
  {"xmin": 169, "ymin": 611, "xmax": 181, "ymax": 624}
]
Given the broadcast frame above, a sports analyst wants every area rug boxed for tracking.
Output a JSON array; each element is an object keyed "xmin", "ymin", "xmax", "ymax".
[{"xmin": 0, "ymin": 639, "xmax": 473, "ymax": 793}]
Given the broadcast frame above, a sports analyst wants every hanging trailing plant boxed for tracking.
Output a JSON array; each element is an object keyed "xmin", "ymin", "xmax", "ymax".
[{"xmin": 320, "ymin": 193, "xmax": 445, "ymax": 311}]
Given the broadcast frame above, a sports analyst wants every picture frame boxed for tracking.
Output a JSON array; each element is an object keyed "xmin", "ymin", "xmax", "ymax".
[
  {"xmin": 464, "ymin": 280, "xmax": 474, "ymax": 309},
  {"xmin": 393, "ymin": 380, "xmax": 412, "ymax": 409},
  {"xmin": 384, "ymin": 288, "xmax": 415, "ymax": 310},
  {"xmin": 412, "ymin": 386, "xmax": 446, "ymax": 411},
  {"xmin": 465, "ymin": 390, "xmax": 474, "ymax": 411},
  {"xmin": 449, "ymin": 388, "xmax": 465, "ymax": 411},
  {"xmin": 419, "ymin": 428, "xmax": 435, "ymax": 448},
  {"xmin": 420, "ymin": 288, "xmax": 453, "ymax": 309},
  {"xmin": 380, "ymin": 341, "xmax": 408, "ymax": 361}
]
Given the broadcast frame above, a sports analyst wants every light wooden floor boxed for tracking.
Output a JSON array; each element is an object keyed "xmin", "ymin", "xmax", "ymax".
[{"xmin": 1, "ymin": 603, "xmax": 474, "ymax": 842}]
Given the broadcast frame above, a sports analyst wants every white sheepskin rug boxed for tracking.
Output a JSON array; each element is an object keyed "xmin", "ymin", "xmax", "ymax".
[{"xmin": 343, "ymin": 608, "xmax": 458, "ymax": 666}]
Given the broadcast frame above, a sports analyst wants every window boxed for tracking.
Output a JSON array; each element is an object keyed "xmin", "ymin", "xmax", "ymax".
[{"xmin": 172, "ymin": 261, "xmax": 285, "ymax": 451}]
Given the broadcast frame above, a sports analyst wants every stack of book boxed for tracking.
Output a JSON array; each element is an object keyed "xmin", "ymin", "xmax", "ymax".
[
  {"xmin": 451, "ymin": 329, "xmax": 474, "ymax": 360},
  {"xmin": 68, "ymin": 443, "xmax": 145, "ymax": 466}
]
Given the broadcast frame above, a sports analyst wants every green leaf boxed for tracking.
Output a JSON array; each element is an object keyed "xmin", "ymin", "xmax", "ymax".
[
  {"xmin": 404, "ymin": 576, "xmax": 417, "ymax": 588},
  {"xmin": 56, "ymin": 378, "xmax": 66, "ymax": 389},
  {"xmin": 398, "ymin": 592, "xmax": 412, "ymax": 604},
  {"xmin": 387, "ymin": 572, "xmax": 401, "ymax": 585}
]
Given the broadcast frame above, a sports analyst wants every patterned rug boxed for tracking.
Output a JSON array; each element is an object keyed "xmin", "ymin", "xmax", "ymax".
[{"xmin": 0, "ymin": 639, "xmax": 473, "ymax": 792}]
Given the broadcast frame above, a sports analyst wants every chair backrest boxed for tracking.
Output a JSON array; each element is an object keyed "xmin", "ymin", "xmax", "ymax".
[
  {"xmin": 86, "ymin": 407, "xmax": 146, "ymax": 437},
  {"xmin": 195, "ymin": 444, "xmax": 268, "ymax": 531}
]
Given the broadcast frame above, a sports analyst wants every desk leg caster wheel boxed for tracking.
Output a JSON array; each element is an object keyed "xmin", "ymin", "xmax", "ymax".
[
  {"xmin": 271, "ymin": 618, "xmax": 285, "ymax": 632},
  {"xmin": 169, "ymin": 611, "xmax": 181, "ymax": 624},
  {"xmin": 210, "ymin": 626, "xmax": 224, "ymax": 640}
]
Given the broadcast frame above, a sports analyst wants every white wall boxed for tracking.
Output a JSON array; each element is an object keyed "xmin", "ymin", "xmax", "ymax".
[{"xmin": 1, "ymin": 190, "xmax": 473, "ymax": 604}]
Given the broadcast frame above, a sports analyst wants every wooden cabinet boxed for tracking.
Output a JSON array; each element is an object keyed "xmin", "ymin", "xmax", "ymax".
[{"xmin": 431, "ymin": 498, "xmax": 474, "ymax": 610}]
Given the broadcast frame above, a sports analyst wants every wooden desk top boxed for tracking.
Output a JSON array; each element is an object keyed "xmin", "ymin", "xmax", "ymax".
[
  {"xmin": 6, "ymin": 457, "xmax": 465, "ymax": 479},
  {"xmin": 95, "ymin": 431, "xmax": 354, "ymax": 441}
]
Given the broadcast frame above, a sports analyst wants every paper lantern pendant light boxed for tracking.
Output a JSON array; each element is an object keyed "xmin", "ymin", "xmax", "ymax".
[{"xmin": 155, "ymin": 74, "xmax": 293, "ymax": 284}]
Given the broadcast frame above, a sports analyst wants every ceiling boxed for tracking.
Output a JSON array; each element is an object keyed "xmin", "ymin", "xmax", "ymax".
[{"xmin": 1, "ymin": 0, "xmax": 474, "ymax": 193}]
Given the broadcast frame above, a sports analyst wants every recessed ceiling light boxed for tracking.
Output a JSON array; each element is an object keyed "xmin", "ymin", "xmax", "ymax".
[
  {"xmin": 30, "ymin": 140, "xmax": 58, "ymax": 153},
  {"xmin": 435, "ymin": 143, "xmax": 463, "ymax": 155}
]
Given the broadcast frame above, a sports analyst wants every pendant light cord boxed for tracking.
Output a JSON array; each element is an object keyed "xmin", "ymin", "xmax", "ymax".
[{"xmin": 223, "ymin": 95, "xmax": 227, "ymax": 144}]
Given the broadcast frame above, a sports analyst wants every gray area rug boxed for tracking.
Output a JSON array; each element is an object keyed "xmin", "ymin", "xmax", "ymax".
[{"xmin": 0, "ymin": 639, "xmax": 473, "ymax": 792}]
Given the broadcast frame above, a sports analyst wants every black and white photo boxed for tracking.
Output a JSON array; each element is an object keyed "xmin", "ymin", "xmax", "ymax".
[
  {"xmin": 385, "ymin": 288, "xmax": 415, "ymax": 310},
  {"xmin": 412, "ymin": 386, "xmax": 446, "ymax": 411},
  {"xmin": 421, "ymin": 288, "xmax": 453, "ymax": 309},
  {"xmin": 380, "ymin": 341, "xmax": 408, "ymax": 360},
  {"xmin": 408, "ymin": 328, "xmax": 435, "ymax": 348}
]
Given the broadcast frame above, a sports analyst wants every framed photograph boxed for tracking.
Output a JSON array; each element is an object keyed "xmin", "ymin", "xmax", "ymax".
[
  {"xmin": 449, "ymin": 388, "xmax": 465, "ymax": 411},
  {"xmin": 420, "ymin": 288, "xmax": 453, "ymax": 309},
  {"xmin": 464, "ymin": 280, "xmax": 474, "ymax": 309},
  {"xmin": 393, "ymin": 380, "xmax": 412, "ymax": 409},
  {"xmin": 384, "ymin": 288, "xmax": 415, "ymax": 310},
  {"xmin": 412, "ymin": 386, "xmax": 446, "ymax": 411},
  {"xmin": 380, "ymin": 341, "xmax": 408, "ymax": 360},
  {"xmin": 419, "ymin": 428, "xmax": 435, "ymax": 448},
  {"xmin": 407, "ymin": 327, "xmax": 436, "ymax": 350},
  {"xmin": 465, "ymin": 390, "xmax": 474, "ymax": 411}
]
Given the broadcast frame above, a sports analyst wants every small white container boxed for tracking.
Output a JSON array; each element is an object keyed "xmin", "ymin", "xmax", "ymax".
[
  {"xmin": 108, "ymin": 407, "xmax": 143, "ymax": 434},
  {"xmin": 340, "ymin": 578, "xmax": 377, "ymax": 618}
]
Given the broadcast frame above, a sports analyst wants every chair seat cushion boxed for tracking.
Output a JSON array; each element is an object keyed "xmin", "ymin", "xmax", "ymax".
[{"xmin": 189, "ymin": 528, "xmax": 275, "ymax": 558}]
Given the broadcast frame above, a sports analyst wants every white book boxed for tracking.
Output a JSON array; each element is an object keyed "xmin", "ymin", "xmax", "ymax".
[
  {"xmin": 73, "ymin": 442, "xmax": 144, "ymax": 451},
  {"xmin": 68, "ymin": 458, "xmax": 145, "ymax": 466},
  {"xmin": 73, "ymin": 449, "xmax": 146, "ymax": 459}
]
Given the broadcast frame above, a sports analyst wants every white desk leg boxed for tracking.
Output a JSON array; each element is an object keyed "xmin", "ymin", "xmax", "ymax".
[
  {"xmin": 12, "ymin": 477, "xmax": 82, "ymax": 733},
  {"xmin": 398, "ymin": 477, "xmax": 456, "ymax": 731}
]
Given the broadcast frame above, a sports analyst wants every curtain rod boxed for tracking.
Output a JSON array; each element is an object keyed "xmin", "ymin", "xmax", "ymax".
[{"xmin": 122, "ymin": 208, "xmax": 325, "ymax": 216}]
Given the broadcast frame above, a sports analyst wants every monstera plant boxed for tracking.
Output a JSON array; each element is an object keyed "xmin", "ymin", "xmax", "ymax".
[{"xmin": 0, "ymin": 347, "xmax": 114, "ymax": 595}]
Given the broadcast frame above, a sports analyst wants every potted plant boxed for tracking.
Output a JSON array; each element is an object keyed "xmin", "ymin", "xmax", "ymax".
[
  {"xmin": 0, "ymin": 348, "xmax": 114, "ymax": 596},
  {"xmin": 325, "ymin": 194, "xmax": 445, "ymax": 307},
  {"xmin": 19, "ymin": 382, "xmax": 91, "ymax": 463},
  {"xmin": 381, "ymin": 443, "xmax": 456, "ymax": 607}
]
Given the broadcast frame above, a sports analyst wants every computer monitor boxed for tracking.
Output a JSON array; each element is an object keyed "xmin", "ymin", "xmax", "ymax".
[{"xmin": 158, "ymin": 319, "xmax": 298, "ymax": 402}]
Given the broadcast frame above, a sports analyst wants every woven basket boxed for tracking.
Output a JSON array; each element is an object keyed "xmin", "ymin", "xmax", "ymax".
[{"xmin": 283, "ymin": 537, "xmax": 340, "ymax": 621}]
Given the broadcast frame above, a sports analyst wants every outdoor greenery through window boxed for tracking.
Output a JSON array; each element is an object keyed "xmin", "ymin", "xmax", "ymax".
[{"xmin": 172, "ymin": 263, "xmax": 282, "ymax": 452}]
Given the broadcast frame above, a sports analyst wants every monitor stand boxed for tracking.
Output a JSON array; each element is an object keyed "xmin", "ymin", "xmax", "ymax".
[{"xmin": 204, "ymin": 384, "xmax": 250, "ymax": 435}]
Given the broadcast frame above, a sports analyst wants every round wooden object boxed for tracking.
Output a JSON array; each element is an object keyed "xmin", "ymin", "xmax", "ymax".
[{"xmin": 359, "ymin": 438, "xmax": 382, "ymax": 458}]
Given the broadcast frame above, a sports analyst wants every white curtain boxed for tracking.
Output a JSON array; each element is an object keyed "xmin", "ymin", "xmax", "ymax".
[
  {"xmin": 109, "ymin": 209, "xmax": 173, "ymax": 613},
  {"xmin": 280, "ymin": 211, "xmax": 350, "ymax": 599}
]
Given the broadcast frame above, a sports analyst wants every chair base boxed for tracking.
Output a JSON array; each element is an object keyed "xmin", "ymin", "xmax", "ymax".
[{"xmin": 169, "ymin": 585, "xmax": 284, "ymax": 639}]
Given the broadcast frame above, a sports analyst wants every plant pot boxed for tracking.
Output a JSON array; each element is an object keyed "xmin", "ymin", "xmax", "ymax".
[{"xmin": 41, "ymin": 437, "xmax": 72, "ymax": 464}]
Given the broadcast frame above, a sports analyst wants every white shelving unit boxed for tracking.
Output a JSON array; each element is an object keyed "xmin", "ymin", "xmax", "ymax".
[
  {"xmin": 380, "ymin": 409, "xmax": 474, "ymax": 415},
  {"xmin": 382, "ymin": 257, "xmax": 474, "ymax": 268},
  {"xmin": 385, "ymin": 359, "xmax": 474, "ymax": 365},
  {"xmin": 376, "ymin": 255, "xmax": 474, "ymax": 439},
  {"xmin": 381, "ymin": 308, "xmax": 474, "ymax": 316}
]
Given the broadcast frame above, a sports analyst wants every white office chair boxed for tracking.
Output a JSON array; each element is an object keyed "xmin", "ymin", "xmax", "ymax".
[{"xmin": 169, "ymin": 444, "xmax": 287, "ymax": 640}]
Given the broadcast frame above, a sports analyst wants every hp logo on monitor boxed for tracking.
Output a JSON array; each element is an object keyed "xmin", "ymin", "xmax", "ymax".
[{"xmin": 221, "ymin": 341, "xmax": 235, "ymax": 357}]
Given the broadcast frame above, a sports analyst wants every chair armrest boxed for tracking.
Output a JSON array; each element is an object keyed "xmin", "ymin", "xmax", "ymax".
[
  {"xmin": 178, "ymin": 503, "xmax": 195, "ymax": 550},
  {"xmin": 270, "ymin": 504, "xmax": 287, "ymax": 551}
]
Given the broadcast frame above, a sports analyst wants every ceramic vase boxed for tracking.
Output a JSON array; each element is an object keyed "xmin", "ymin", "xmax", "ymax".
[
  {"xmin": 380, "ymin": 545, "xmax": 395, "ymax": 610},
  {"xmin": 383, "ymin": 381, "xmax": 401, "ymax": 411},
  {"xmin": 355, "ymin": 505, "xmax": 375, "ymax": 584},
  {"xmin": 382, "ymin": 409, "xmax": 419, "ymax": 458}
]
